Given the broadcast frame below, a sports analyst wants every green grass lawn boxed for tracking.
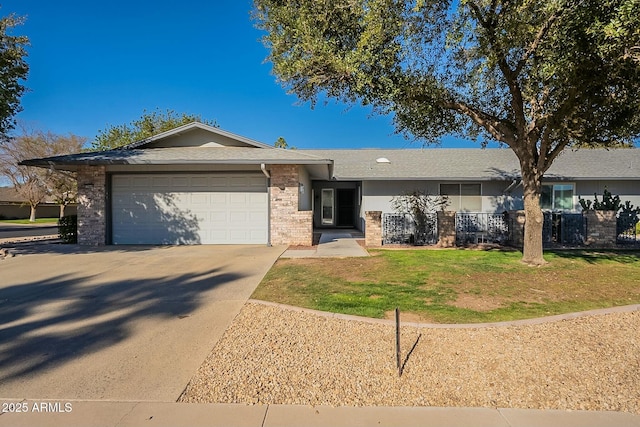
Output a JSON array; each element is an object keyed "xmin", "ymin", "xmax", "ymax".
[
  {"xmin": 0, "ymin": 218, "xmax": 58, "ymax": 224},
  {"xmin": 252, "ymin": 249, "xmax": 640, "ymax": 324}
]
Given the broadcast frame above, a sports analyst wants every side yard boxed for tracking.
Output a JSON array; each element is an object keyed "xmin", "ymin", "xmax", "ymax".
[{"xmin": 252, "ymin": 249, "xmax": 640, "ymax": 323}]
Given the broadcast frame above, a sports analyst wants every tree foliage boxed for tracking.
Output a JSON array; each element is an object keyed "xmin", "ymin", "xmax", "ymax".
[
  {"xmin": 274, "ymin": 136, "xmax": 295, "ymax": 149},
  {"xmin": 92, "ymin": 109, "xmax": 218, "ymax": 151},
  {"xmin": 254, "ymin": 0, "xmax": 640, "ymax": 264},
  {"xmin": 0, "ymin": 126, "xmax": 85, "ymax": 220},
  {"xmin": 579, "ymin": 188, "xmax": 640, "ymax": 214},
  {"xmin": 391, "ymin": 189, "xmax": 448, "ymax": 244},
  {"xmin": 0, "ymin": 11, "xmax": 29, "ymax": 139}
]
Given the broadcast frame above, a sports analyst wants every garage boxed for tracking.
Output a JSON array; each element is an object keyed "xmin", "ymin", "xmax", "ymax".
[{"xmin": 111, "ymin": 173, "xmax": 268, "ymax": 244}]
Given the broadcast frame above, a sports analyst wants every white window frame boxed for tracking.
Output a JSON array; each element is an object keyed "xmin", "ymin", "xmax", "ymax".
[
  {"xmin": 321, "ymin": 188, "xmax": 334, "ymax": 225},
  {"xmin": 439, "ymin": 183, "xmax": 482, "ymax": 212},
  {"xmin": 541, "ymin": 183, "xmax": 575, "ymax": 211}
]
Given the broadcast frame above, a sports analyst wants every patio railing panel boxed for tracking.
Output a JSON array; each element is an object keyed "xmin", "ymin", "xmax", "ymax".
[
  {"xmin": 543, "ymin": 212, "xmax": 586, "ymax": 246},
  {"xmin": 617, "ymin": 213, "xmax": 640, "ymax": 246},
  {"xmin": 382, "ymin": 213, "xmax": 438, "ymax": 245},
  {"xmin": 455, "ymin": 213, "xmax": 509, "ymax": 245}
]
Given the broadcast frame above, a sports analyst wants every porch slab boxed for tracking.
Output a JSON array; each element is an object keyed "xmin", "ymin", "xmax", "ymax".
[{"xmin": 281, "ymin": 232, "xmax": 369, "ymax": 258}]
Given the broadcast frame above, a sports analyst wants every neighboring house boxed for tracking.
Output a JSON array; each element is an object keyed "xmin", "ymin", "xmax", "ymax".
[
  {"xmin": 21, "ymin": 122, "xmax": 640, "ymax": 246},
  {"xmin": 0, "ymin": 187, "xmax": 77, "ymax": 220}
]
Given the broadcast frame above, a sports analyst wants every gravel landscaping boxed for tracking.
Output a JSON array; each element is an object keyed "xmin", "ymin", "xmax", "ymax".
[{"xmin": 180, "ymin": 302, "xmax": 640, "ymax": 414}]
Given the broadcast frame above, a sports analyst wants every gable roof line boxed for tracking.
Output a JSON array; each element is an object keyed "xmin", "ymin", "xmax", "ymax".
[{"xmin": 121, "ymin": 121, "xmax": 274, "ymax": 150}]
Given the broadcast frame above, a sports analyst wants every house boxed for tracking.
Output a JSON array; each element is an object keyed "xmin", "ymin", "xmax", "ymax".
[{"xmin": 21, "ymin": 122, "xmax": 640, "ymax": 246}]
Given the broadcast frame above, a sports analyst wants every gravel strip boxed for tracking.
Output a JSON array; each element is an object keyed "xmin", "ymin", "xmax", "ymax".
[{"xmin": 180, "ymin": 302, "xmax": 640, "ymax": 414}]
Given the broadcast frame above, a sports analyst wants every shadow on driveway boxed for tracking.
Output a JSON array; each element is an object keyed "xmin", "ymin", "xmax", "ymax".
[
  {"xmin": 0, "ymin": 244, "xmax": 284, "ymax": 400},
  {"xmin": 0, "ymin": 267, "xmax": 243, "ymax": 383}
]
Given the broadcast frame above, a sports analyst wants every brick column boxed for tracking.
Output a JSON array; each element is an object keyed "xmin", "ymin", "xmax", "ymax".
[
  {"xmin": 365, "ymin": 211, "xmax": 382, "ymax": 247},
  {"xmin": 507, "ymin": 210, "xmax": 526, "ymax": 248},
  {"xmin": 437, "ymin": 211, "xmax": 456, "ymax": 247},
  {"xmin": 269, "ymin": 165, "xmax": 312, "ymax": 246},
  {"xmin": 585, "ymin": 210, "xmax": 617, "ymax": 247},
  {"xmin": 77, "ymin": 165, "xmax": 107, "ymax": 245}
]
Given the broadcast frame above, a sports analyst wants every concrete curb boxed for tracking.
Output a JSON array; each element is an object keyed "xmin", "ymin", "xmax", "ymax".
[
  {"xmin": 248, "ymin": 299, "xmax": 640, "ymax": 329},
  {"xmin": 1, "ymin": 402, "xmax": 639, "ymax": 427}
]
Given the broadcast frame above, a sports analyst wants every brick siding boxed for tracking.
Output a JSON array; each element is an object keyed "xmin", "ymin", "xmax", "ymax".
[
  {"xmin": 364, "ymin": 211, "xmax": 382, "ymax": 247},
  {"xmin": 269, "ymin": 165, "xmax": 313, "ymax": 246},
  {"xmin": 437, "ymin": 211, "xmax": 456, "ymax": 247},
  {"xmin": 77, "ymin": 166, "xmax": 106, "ymax": 245},
  {"xmin": 584, "ymin": 210, "xmax": 617, "ymax": 247}
]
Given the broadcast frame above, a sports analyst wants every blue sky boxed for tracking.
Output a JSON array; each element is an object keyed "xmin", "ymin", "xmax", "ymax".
[{"xmin": 5, "ymin": 0, "xmax": 479, "ymax": 149}]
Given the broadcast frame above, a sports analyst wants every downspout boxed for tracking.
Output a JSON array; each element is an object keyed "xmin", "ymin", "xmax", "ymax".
[
  {"xmin": 260, "ymin": 163, "xmax": 270, "ymax": 179},
  {"xmin": 261, "ymin": 164, "xmax": 271, "ymax": 246}
]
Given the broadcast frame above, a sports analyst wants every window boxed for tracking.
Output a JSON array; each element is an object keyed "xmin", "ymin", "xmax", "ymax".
[
  {"xmin": 541, "ymin": 184, "xmax": 574, "ymax": 211},
  {"xmin": 440, "ymin": 183, "xmax": 482, "ymax": 211},
  {"xmin": 321, "ymin": 188, "xmax": 334, "ymax": 225}
]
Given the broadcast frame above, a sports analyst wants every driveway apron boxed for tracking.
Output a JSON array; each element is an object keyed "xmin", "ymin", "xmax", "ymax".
[{"xmin": 0, "ymin": 244, "xmax": 285, "ymax": 401}]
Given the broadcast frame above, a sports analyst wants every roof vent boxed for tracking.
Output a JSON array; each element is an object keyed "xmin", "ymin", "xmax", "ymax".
[{"xmin": 376, "ymin": 157, "xmax": 391, "ymax": 163}]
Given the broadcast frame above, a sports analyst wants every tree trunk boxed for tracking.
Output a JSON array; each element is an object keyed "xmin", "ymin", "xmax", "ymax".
[
  {"xmin": 520, "ymin": 173, "xmax": 546, "ymax": 265},
  {"xmin": 29, "ymin": 205, "xmax": 37, "ymax": 222},
  {"xmin": 59, "ymin": 204, "xmax": 66, "ymax": 218}
]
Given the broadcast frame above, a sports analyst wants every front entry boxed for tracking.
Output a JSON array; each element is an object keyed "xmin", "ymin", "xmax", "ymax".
[
  {"xmin": 314, "ymin": 182, "xmax": 361, "ymax": 229},
  {"xmin": 336, "ymin": 188, "xmax": 356, "ymax": 227}
]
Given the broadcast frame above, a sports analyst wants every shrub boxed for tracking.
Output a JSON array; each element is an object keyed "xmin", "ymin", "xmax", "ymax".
[{"xmin": 58, "ymin": 215, "xmax": 77, "ymax": 243}]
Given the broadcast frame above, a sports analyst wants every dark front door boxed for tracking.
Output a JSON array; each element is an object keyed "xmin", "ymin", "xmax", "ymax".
[{"xmin": 336, "ymin": 188, "xmax": 356, "ymax": 227}]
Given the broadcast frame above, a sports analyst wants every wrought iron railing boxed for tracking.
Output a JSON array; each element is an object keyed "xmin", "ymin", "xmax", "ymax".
[
  {"xmin": 617, "ymin": 213, "xmax": 639, "ymax": 245},
  {"xmin": 382, "ymin": 213, "xmax": 438, "ymax": 245},
  {"xmin": 543, "ymin": 212, "xmax": 586, "ymax": 246},
  {"xmin": 455, "ymin": 212, "xmax": 509, "ymax": 245}
]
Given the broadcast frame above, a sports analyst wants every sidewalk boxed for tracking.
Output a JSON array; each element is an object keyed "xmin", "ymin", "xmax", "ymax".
[
  {"xmin": 1, "ymin": 401, "xmax": 639, "ymax": 427},
  {"xmin": 281, "ymin": 232, "xmax": 369, "ymax": 258}
]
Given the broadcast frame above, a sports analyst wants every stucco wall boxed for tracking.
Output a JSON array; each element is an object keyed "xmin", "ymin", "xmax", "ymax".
[
  {"xmin": 575, "ymin": 180, "xmax": 640, "ymax": 209},
  {"xmin": 298, "ymin": 166, "xmax": 312, "ymax": 211},
  {"xmin": 361, "ymin": 180, "xmax": 522, "ymax": 214}
]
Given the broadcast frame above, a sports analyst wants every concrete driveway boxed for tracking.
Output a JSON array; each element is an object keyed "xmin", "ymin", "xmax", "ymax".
[{"xmin": 0, "ymin": 244, "xmax": 285, "ymax": 401}]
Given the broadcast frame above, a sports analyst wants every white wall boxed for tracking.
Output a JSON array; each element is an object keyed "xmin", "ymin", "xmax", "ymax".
[
  {"xmin": 362, "ymin": 180, "xmax": 524, "ymax": 213},
  {"xmin": 575, "ymin": 180, "xmax": 640, "ymax": 210},
  {"xmin": 298, "ymin": 166, "xmax": 312, "ymax": 211}
]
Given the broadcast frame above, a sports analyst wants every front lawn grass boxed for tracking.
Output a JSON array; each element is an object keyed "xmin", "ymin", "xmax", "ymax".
[{"xmin": 252, "ymin": 249, "xmax": 640, "ymax": 323}]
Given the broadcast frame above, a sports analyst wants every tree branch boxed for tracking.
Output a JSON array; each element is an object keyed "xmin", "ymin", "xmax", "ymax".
[
  {"xmin": 468, "ymin": 1, "xmax": 528, "ymax": 142},
  {"xmin": 514, "ymin": 6, "xmax": 565, "ymax": 76},
  {"xmin": 442, "ymin": 99, "xmax": 516, "ymax": 145}
]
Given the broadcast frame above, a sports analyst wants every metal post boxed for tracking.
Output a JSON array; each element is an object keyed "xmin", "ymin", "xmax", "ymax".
[{"xmin": 395, "ymin": 307, "xmax": 401, "ymax": 376}]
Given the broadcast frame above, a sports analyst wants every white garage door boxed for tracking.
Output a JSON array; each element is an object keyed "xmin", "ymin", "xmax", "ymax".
[{"xmin": 111, "ymin": 173, "xmax": 268, "ymax": 244}]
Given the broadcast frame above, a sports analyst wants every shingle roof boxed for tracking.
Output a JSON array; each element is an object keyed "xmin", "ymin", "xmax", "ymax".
[
  {"xmin": 301, "ymin": 148, "xmax": 640, "ymax": 181},
  {"xmin": 22, "ymin": 147, "xmax": 332, "ymax": 170}
]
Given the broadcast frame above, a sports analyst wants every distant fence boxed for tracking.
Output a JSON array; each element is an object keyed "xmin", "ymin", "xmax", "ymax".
[
  {"xmin": 0, "ymin": 204, "xmax": 77, "ymax": 220},
  {"xmin": 382, "ymin": 213, "xmax": 438, "ymax": 245}
]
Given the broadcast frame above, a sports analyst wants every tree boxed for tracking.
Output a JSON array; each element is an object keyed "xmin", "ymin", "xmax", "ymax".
[
  {"xmin": 0, "ymin": 127, "xmax": 85, "ymax": 221},
  {"xmin": 274, "ymin": 136, "xmax": 295, "ymax": 149},
  {"xmin": 92, "ymin": 109, "xmax": 218, "ymax": 150},
  {"xmin": 47, "ymin": 134, "xmax": 86, "ymax": 217},
  {"xmin": 253, "ymin": 0, "xmax": 640, "ymax": 265},
  {"xmin": 0, "ymin": 12, "xmax": 29, "ymax": 140}
]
